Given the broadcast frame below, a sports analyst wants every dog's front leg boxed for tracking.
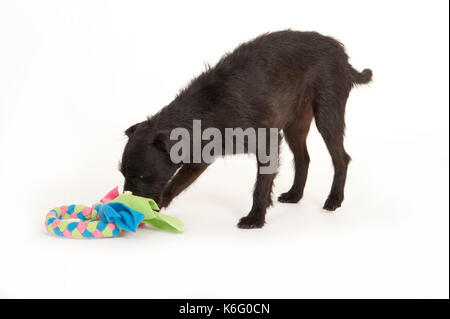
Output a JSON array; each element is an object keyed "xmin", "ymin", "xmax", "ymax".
[
  {"xmin": 159, "ymin": 163, "xmax": 209, "ymax": 208},
  {"xmin": 237, "ymin": 161, "xmax": 278, "ymax": 229}
]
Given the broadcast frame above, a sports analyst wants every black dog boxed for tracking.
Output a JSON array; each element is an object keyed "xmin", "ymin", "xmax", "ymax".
[{"xmin": 120, "ymin": 30, "xmax": 372, "ymax": 229}]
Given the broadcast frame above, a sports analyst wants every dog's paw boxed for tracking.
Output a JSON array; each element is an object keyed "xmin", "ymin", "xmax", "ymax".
[
  {"xmin": 158, "ymin": 192, "xmax": 172, "ymax": 209},
  {"xmin": 237, "ymin": 215, "xmax": 265, "ymax": 229},
  {"xmin": 323, "ymin": 194, "xmax": 343, "ymax": 211},
  {"xmin": 278, "ymin": 191, "xmax": 302, "ymax": 203}
]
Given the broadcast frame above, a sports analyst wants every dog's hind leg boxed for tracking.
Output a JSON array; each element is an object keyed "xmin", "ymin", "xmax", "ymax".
[
  {"xmin": 313, "ymin": 84, "xmax": 352, "ymax": 211},
  {"xmin": 278, "ymin": 99, "xmax": 314, "ymax": 203}
]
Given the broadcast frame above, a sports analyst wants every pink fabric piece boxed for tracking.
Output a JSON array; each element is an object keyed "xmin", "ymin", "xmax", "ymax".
[
  {"xmin": 81, "ymin": 206, "xmax": 92, "ymax": 216},
  {"xmin": 62, "ymin": 229, "xmax": 72, "ymax": 238},
  {"xmin": 92, "ymin": 229, "xmax": 103, "ymax": 238},
  {"xmin": 77, "ymin": 221, "xmax": 88, "ymax": 233},
  {"xmin": 60, "ymin": 205, "xmax": 68, "ymax": 216},
  {"xmin": 108, "ymin": 223, "xmax": 115, "ymax": 230},
  {"xmin": 101, "ymin": 186, "xmax": 120, "ymax": 203},
  {"xmin": 52, "ymin": 220, "xmax": 61, "ymax": 228}
]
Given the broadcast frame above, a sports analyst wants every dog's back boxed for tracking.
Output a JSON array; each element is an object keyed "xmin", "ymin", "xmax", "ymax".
[{"xmin": 169, "ymin": 30, "xmax": 372, "ymax": 130}]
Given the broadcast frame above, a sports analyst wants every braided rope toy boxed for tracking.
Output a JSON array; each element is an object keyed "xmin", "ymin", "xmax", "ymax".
[{"xmin": 45, "ymin": 187, "xmax": 184, "ymax": 238}]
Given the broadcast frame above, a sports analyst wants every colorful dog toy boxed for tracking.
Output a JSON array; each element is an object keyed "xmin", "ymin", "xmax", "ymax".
[{"xmin": 45, "ymin": 187, "xmax": 183, "ymax": 238}]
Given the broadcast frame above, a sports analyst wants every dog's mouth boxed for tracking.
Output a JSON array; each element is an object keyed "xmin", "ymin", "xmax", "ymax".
[
  {"xmin": 125, "ymin": 189, "xmax": 160, "ymax": 201},
  {"xmin": 122, "ymin": 166, "xmax": 180, "ymax": 207}
]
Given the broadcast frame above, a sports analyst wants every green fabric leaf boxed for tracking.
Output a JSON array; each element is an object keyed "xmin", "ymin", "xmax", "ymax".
[{"xmin": 111, "ymin": 193, "xmax": 183, "ymax": 233}]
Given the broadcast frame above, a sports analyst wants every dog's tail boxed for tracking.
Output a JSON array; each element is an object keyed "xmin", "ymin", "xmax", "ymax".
[{"xmin": 349, "ymin": 65, "xmax": 373, "ymax": 85}]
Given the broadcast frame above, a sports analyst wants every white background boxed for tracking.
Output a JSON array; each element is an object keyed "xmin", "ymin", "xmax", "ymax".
[{"xmin": 0, "ymin": 0, "xmax": 448, "ymax": 298}]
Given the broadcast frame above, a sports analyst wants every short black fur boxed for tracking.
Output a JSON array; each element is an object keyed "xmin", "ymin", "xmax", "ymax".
[{"xmin": 120, "ymin": 30, "xmax": 372, "ymax": 229}]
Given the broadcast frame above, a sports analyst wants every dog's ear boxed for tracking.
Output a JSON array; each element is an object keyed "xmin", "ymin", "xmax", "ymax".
[
  {"xmin": 125, "ymin": 120, "xmax": 150, "ymax": 138},
  {"xmin": 125, "ymin": 123, "xmax": 139, "ymax": 138},
  {"xmin": 153, "ymin": 130, "xmax": 171, "ymax": 152}
]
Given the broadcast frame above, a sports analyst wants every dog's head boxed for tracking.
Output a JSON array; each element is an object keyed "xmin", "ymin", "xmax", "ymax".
[{"xmin": 120, "ymin": 121, "xmax": 179, "ymax": 202}]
